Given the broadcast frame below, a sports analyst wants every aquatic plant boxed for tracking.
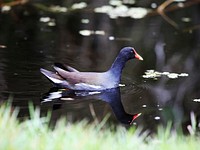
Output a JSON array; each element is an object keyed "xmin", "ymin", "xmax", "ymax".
[{"xmin": 0, "ymin": 104, "xmax": 199, "ymax": 150}]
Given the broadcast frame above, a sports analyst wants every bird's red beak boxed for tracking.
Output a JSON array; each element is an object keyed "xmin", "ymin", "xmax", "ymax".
[
  {"xmin": 133, "ymin": 49, "xmax": 143, "ymax": 61},
  {"xmin": 130, "ymin": 113, "xmax": 142, "ymax": 125}
]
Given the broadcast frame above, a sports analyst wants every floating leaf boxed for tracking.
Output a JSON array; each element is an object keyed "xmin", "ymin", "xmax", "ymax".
[
  {"xmin": 154, "ymin": 116, "xmax": 160, "ymax": 120},
  {"xmin": 0, "ymin": 45, "xmax": 7, "ymax": 48},
  {"xmin": 142, "ymin": 70, "xmax": 189, "ymax": 79},
  {"xmin": 81, "ymin": 19, "xmax": 89, "ymax": 24},
  {"xmin": 40, "ymin": 17, "xmax": 51, "ymax": 22},
  {"xmin": 48, "ymin": 21, "xmax": 56, "ymax": 26},
  {"xmin": 167, "ymin": 73, "xmax": 179, "ymax": 79},
  {"xmin": 94, "ymin": 5, "xmax": 149, "ymax": 19},
  {"xmin": 40, "ymin": 17, "xmax": 56, "ymax": 26},
  {"xmin": 193, "ymin": 99, "xmax": 200, "ymax": 102},
  {"xmin": 109, "ymin": 0, "xmax": 122, "ymax": 6},
  {"xmin": 142, "ymin": 70, "xmax": 161, "ymax": 79},
  {"xmin": 142, "ymin": 104, "xmax": 147, "ymax": 108},
  {"xmin": 128, "ymin": 7, "xmax": 149, "ymax": 19},
  {"xmin": 179, "ymin": 73, "xmax": 189, "ymax": 77},
  {"xmin": 50, "ymin": 5, "xmax": 67, "ymax": 13},
  {"xmin": 79, "ymin": 30, "xmax": 105, "ymax": 36},
  {"xmin": 1, "ymin": 5, "xmax": 11, "ymax": 12},
  {"xmin": 119, "ymin": 84, "xmax": 126, "ymax": 87},
  {"xmin": 94, "ymin": 5, "xmax": 113, "ymax": 13},
  {"xmin": 71, "ymin": 2, "xmax": 87, "ymax": 9}
]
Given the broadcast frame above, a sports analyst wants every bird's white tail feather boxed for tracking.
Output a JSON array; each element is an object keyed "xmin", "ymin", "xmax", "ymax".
[{"xmin": 40, "ymin": 68, "xmax": 63, "ymax": 84}]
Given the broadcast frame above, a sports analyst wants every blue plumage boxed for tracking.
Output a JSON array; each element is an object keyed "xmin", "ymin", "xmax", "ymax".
[{"xmin": 40, "ymin": 47, "xmax": 143, "ymax": 91}]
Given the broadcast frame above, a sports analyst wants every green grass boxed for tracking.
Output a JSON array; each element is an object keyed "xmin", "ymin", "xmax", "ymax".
[{"xmin": 0, "ymin": 104, "xmax": 199, "ymax": 150}]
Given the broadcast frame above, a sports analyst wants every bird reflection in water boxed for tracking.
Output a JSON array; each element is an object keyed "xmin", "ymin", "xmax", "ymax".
[{"xmin": 41, "ymin": 87, "xmax": 141, "ymax": 125}]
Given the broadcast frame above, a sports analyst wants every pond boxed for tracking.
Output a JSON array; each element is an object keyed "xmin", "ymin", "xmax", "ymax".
[{"xmin": 0, "ymin": 0, "xmax": 200, "ymax": 132}]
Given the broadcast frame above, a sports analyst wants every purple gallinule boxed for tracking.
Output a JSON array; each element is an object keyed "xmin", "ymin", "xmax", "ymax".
[{"xmin": 40, "ymin": 47, "xmax": 143, "ymax": 91}]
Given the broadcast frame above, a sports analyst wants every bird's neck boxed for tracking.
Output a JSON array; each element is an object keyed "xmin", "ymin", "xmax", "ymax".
[{"xmin": 109, "ymin": 55, "xmax": 127, "ymax": 80}]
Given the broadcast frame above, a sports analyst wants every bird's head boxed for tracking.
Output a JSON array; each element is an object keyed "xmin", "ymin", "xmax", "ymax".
[{"xmin": 120, "ymin": 47, "xmax": 143, "ymax": 61}]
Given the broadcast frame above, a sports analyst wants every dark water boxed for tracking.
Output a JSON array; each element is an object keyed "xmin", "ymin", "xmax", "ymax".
[{"xmin": 1, "ymin": 1, "xmax": 200, "ymax": 132}]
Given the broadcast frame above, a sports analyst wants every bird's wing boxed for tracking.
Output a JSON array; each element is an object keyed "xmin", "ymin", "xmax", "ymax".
[
  {"xmin": 54, "ymin": 63, "xmax": 79, "ymax": 72},
  {"xmin": 66, "ymin": 65, "xmax": 79, "ymax": 72},
  {"xmin": 53, "ymin": 66, "xmax": 104, "ymax": 85}
]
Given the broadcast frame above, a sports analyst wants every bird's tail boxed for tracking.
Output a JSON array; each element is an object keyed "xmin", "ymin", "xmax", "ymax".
[{"xmin": 40, "ymin": 68, "xmax": 64, "ymax": 84}]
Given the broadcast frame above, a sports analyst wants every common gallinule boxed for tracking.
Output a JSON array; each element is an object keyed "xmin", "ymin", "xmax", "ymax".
[{"xmin": 40, "ymin": 47, "xmax": 143, "ymax": 91}]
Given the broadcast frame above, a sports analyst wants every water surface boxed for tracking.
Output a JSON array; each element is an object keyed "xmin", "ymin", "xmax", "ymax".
[{"xmin": 0, "ymin": 1, "xmax": 200, "ymax": 132}]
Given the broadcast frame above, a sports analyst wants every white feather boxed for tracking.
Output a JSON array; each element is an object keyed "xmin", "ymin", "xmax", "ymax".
[
  {"xmin": 48, "ymin": 76, "xmax": 63, "ymax": 84},
  {"xmin": 74, "ymin": 83, "xmax": 102, "ymax": 90}
]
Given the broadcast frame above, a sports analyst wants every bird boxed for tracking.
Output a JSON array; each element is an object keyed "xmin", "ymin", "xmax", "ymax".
[{"xmin": 40, "ymin": 47, "xmax": 143, "ymax": 91}]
